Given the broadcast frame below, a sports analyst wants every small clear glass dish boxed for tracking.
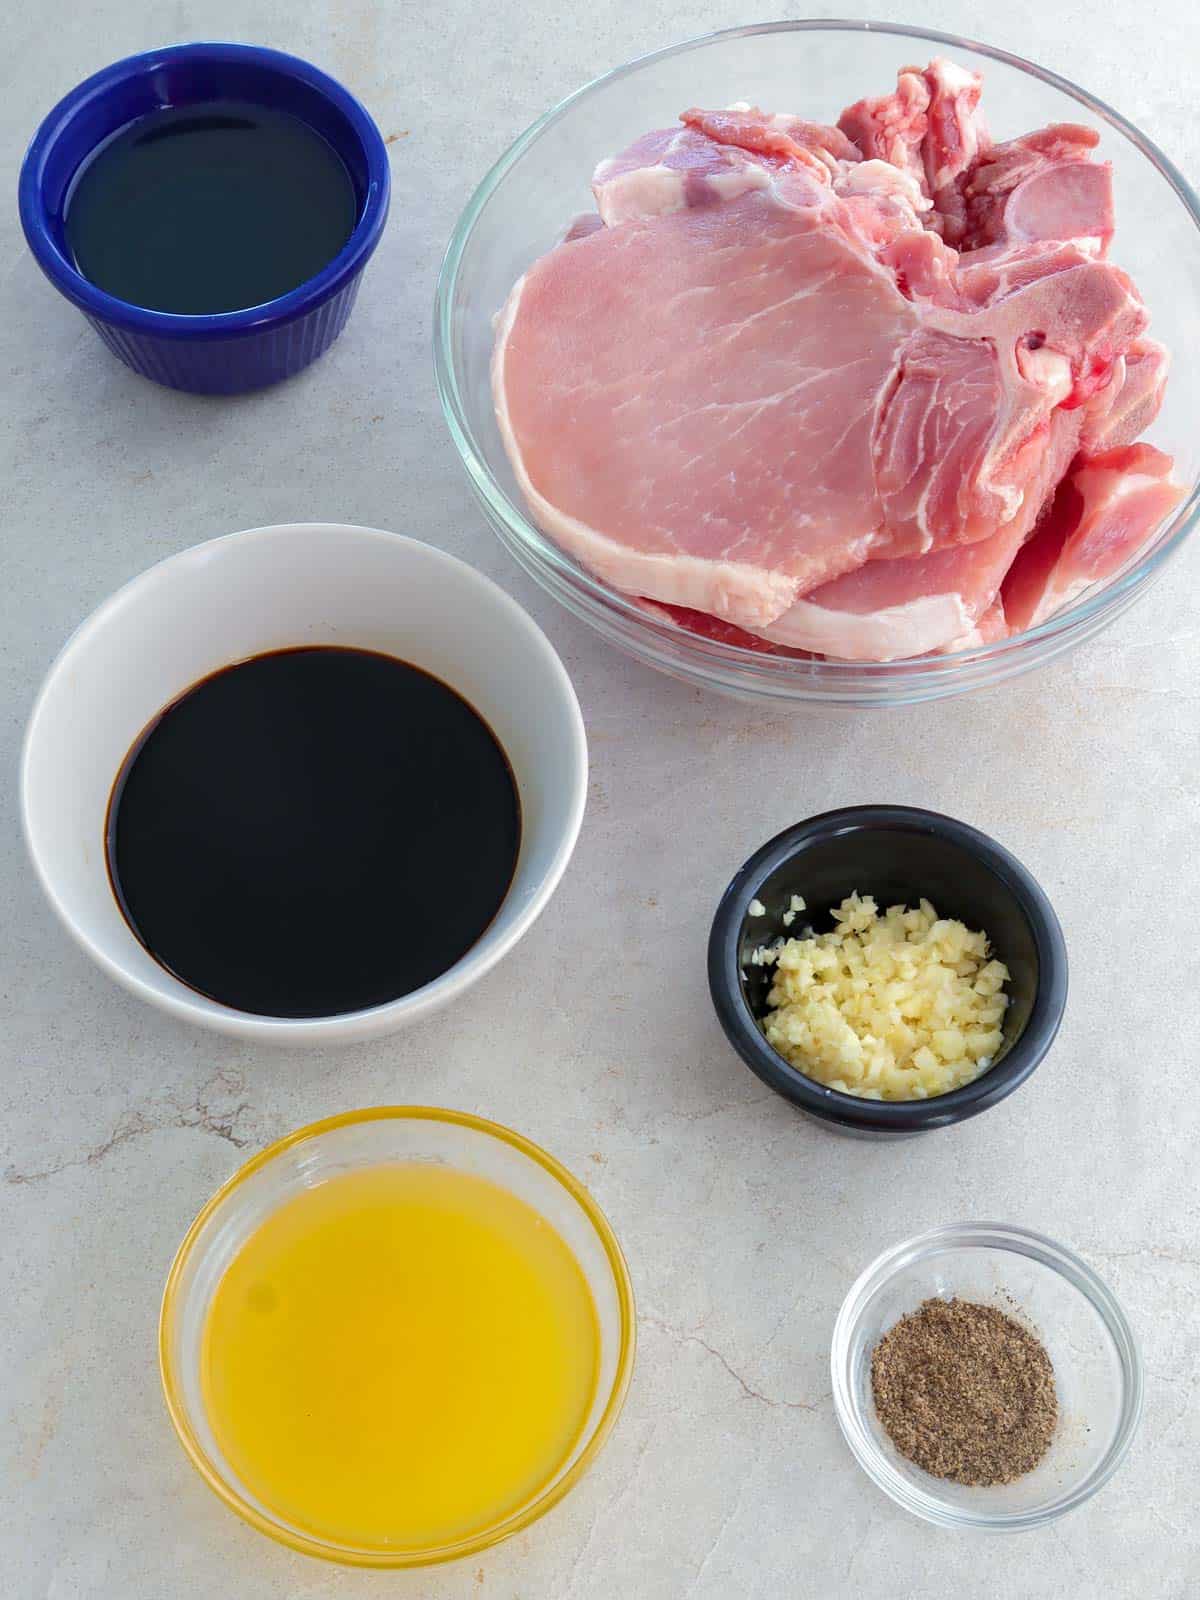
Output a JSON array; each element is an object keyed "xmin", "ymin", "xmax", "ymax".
[
  {"xmin": 831, "ymin": 1222, "xmax": 1142, "ymax": 1530},
  {"xmin": 435, "ymin": 21, "xmax": 1200, "ymax": 706},
  {"xmin": 159, "ymin": 1107, "xmax": 636, "ymax": 1568}
]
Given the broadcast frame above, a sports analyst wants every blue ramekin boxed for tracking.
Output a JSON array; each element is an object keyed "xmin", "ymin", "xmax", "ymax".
[{"xmin": 18, "ymin": 43, "xmax": 391, "ymax": 394}]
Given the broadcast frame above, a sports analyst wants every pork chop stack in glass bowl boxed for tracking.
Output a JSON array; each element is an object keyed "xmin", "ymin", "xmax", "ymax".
[{"xmin": 435, "ymin": 21, "xmax": 1200, "ymax": 706}]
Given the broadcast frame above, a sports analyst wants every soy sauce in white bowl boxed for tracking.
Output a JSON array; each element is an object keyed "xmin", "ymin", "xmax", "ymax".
[{"xmin": 106, "ymin": 646, "xmax": 521, "ymax": 1018}]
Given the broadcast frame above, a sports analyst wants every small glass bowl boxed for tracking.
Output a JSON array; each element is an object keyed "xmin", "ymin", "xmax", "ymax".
[
  {"xmin": 160, "ymin": 1107, "xmax": 636, "ymax": 1568},
  {"xmin": 435, "ymin": 21, "xmax": 1200, "ymax": 706},
  {"xmin": 831, "ymin": 1223, "xmax": 1142, "ymax": 1530}
]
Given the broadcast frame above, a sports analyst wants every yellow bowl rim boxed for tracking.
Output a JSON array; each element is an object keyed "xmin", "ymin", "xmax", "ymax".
[{"xmin": 158, "ymin": 1104, "xmax": 638, "ymax": 1569}]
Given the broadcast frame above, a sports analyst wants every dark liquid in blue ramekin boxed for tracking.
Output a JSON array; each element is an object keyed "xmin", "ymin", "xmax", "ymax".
[{"xmin": 65, "ymin": 100, "xmax": 356, "ymax": 314}]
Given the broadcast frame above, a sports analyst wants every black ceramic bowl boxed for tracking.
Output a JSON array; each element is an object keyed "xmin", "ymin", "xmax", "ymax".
[{"xmin": 708, "ymin": 806, "xmax": 1067, "ymax": 1137}]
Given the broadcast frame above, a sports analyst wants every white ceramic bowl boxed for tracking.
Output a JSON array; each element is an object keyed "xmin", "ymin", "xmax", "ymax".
[{"xmin": 21, "ymin": 524, "xmax": 587, "ymax": 1044}]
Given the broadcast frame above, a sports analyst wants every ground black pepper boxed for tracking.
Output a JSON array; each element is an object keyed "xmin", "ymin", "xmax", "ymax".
[{"xmin": 870, "ymin": 1296, "xmax": 1058, "ymax": 1486}]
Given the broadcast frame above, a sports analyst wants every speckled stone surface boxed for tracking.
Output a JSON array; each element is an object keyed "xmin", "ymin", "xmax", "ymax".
[{"xmin": 2, "ymin": 4, "xmax": 1199, "ymax": 1597}]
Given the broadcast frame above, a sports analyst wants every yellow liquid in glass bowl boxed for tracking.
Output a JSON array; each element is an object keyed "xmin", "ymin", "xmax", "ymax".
[{"xmin": 201, "ymin": 1162, "xmax": 599, "ymax": 1551}]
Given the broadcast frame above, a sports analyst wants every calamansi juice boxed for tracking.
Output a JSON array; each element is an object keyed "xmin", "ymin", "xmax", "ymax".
[{"xmin": 201, "ymin": 1162, "xmax": 599, "ymax": 1550}]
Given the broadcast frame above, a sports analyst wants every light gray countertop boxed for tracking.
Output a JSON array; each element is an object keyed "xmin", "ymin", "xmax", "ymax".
[{"xmin": 2, "ymin": 3, "xmax": 1198, "ymax": 1596}]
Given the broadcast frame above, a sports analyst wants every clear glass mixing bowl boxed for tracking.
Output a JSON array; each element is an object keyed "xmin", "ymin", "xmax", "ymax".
[
  {"xmin": 160, "ymin": 1107, "xmax": 636, "ymax": 1568},
  {"xmin": 831, "ymin": 1222, "xmax": 1142, "ymax": 1529},
  {"xmin": 435, "ymin": 21, "xmax": 1200, "ymax": 706}
]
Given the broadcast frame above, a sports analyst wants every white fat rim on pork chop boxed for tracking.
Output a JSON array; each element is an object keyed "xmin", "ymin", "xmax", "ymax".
[
  {"xmin": 592, "ymin": 155, "xmax": 772, "ymax": 226},
  {"xmin": 492, "ymin": 273, "xmax": 803, "ymax": 628},
  {"xmin": 592, "ymin": 164, "xmax": 691, "ymax": 225},
  {"xmin": 756, "ymin": 589, "xmax": 972, "ymax": 660}
]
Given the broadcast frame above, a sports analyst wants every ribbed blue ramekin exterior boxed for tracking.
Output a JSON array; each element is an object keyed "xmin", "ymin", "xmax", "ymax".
[
  {"xmin": 19, "ymin": 43, "xmax": 390, "ymax": 395},
  {"xmin": 83, "ymin": 277, "xmax": 364, "ymax": 395}
]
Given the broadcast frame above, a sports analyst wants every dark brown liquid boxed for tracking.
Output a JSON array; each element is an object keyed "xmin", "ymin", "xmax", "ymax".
[
  {"xmin": 106, "ymin": 648, "xmax": 521, "ymax": 1017},
  {"xmin": 65, "ymin": 101, "xmax": 356, "ymax": 314}
]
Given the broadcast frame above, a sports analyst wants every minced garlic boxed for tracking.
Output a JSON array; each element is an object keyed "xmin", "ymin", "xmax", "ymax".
[
  {"xmin": 755, "ymin": 894, "xmax": 1009, "ymax": 1101},
  {"xmin": 782, "ymin": 893, "xmax": 806, "ymax": 928}
]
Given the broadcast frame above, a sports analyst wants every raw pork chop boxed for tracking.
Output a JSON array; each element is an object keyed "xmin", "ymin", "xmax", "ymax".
[
  {"xmin": 757, "ymin": 408, "xmax": 1082, "ymax": 658},
  {"xmin": 839, "ymin": 57, "xmax": 988, "ymax": 241},
  {"xmin": 939, "ymin": 597, "xmax": 1009, "ymax": 653},
  {"xmin": 838, "ymin": 65, "xmax": 1114, "ymax": 253},
  {"xmin": 493, "ymin": 59, "xmax": 1175, "ymax": 659},
  {"xmin": 634, "ymin": 597, "xmax": 815, "ymax": 657},
  {"xmin": 960, "ymin": 125, "xmax": 1114, "ymax": 254},
  {"xmin": 591, "ymin": 108, "xmax": 859, "ymax": 226},
  {"xmin": 496, "ymin": 164, "xmax": 1143, "ymax": 639},
  {"xmin": 1002, "ymin": 444, "xmax": 1184, "ymax": 631},
  {"xmin": 1079, "ymin": 338, "xmax": 1169, "ymax": 455},
  {"xmin": 495, "ymin": 179, "xmax": 926, "ymax": 625}
]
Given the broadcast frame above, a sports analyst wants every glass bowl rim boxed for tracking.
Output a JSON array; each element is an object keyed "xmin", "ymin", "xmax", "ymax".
[
  {"xmin": 830, "ymin": 1219, "xmax": 1143, "ymax": 1530},
  {"xmin": 158, "ymin": 1104, "xmax": 638, "ymax": 1569},
  {"xmin": 434, "ymin": 18, "xmax": 1200, "ymax": 690}
]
